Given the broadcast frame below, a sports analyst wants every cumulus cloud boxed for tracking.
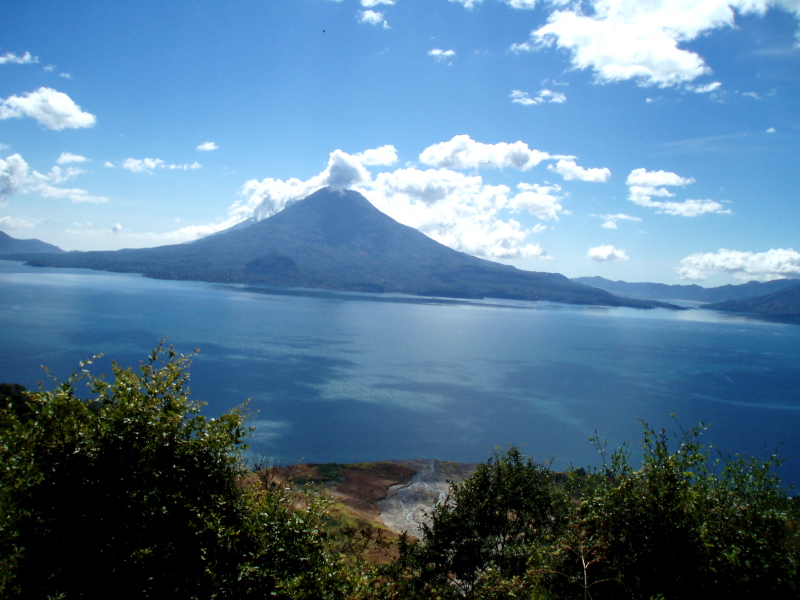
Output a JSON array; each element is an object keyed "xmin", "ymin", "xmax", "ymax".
[
  {"xmin": 56, "ymin": 152, "xmax": 88, "ymax": 165},
  {"xmin": 510, "ymin": 89, "xmax": 567, "ymax": 105},
  {"xmin": 325, "ymin": 150, "xmax": 372, "ymax": 191},
  {"xmin": 420, "ymin": 135, "xmax": 549, "ymax": 171},
  {"xmin": 359, "ymin": 10, "xmax": 389, "ymax": 27},
  {"xmin": 517, "ymin": 0, "xmax": 800, "ymax": 88},
  {"xmin": 1, "ymin": 152, "xmax": 107, "ymax": 204},
  {"xmin": 677, "ymin": 248, "xmax": 800, "ymax": 282},
  {"xmin": 626, "ymin": 167, "xmax": 729, "ymax": 217},
  {"xmin": 504, "ymin": 0, "xmax": 538, "ymax": 8},
  {"xmin": 196, "ymin": 141, "xmax": 218, "ymax": 151},
  {"xmin": 592, "ymin": 213, "xmax": 642, "ymax": 229},
  {"xmin": 111, "ymin": 223, "xmax": 123, "ymax": 233},
  {"xmin": 0, "ymin": 87, "xmax": 96, "ymax": 130},
  {"xmin": 429, "ymin": 49, "xmax": 457, "ymax": 64},
  {"xmin": 588, "ymin": 244, "xmax": 629, "ymax": 262},
  {"xmin": 361, "ymin": 0, "xmax": 394, "ymax": 5},
  {"xmin": 364, "ymin": 168, "xmax": 549, "ymax": 258},
  {"xmin": 0, "ymin": 154, "xmax": 30, "ymax": 203},
  {"xmin": 353, "ymin": 145, "xmax": 398, "ymax": 166},
  {"xmin": 509, "ymin": 182, "xmax": 566, "ymax": 221},
  {"xmin": 766, "ymin": 127, "xmax": 776, "ymax": 133},
  {"xmin": 233, "ymin": 146, "xmax": 386, "ymax": 220},
  {"xmin": 548, "ymin": 159, "xmax": 610, "ymax": 182},
  {"xmin": 233, "ymin": 143, "xmax": 562, "ymax": 260},
  {"xmin": 121, "ymin": 158, "xmax": 201, "ymax": 173},
  {"xmin": 0, "ymin": 51, "xmax": 38, "ymax": 65}
]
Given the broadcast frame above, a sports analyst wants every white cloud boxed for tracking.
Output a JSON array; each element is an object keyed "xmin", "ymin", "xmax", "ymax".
[
  {"xmin": 359, "ymin": 10, "xmax": 389, "ymax": 27},
  {"xmin": 233, "ymin": 146, "xmax": 387, "ymax": 220},
  {"xmin": 626, "ymin": 167, "xmax": 729, "ymax": 216},
  {"xmin": 509, "ymin": 41, "xmax": 535, "ymax": 53},
  {"xmin": 588, "ymin": 244, "xmax": 629, "ymax": 262},
  {"xmin": 0, "ymin": 154, "xmax": 30, "ymax": 203},
  {"xmin": 121, "ymin": 158, "xmax": 201, "ymax": 173},
  {"xmin": 510, "ymin": 89, "xmax": 567, "ymax": 105},
  {"xmin": 677, "ymin": 248, "xmax": 800, "ymax": 282},
  {"xmin": 509, "ymin": 182, "xmax": 566, "ymax": 221},
  {"xmin": 363, "ymin": 168, "xmax": 549, "ymax": 258},
  {"xmin": 766, "ymin": 127, "xmax": 776, "ymax": 133},
  {"xmin": 59, "ymin": 72, "xmax": 73, "ymax": 80},
  {"xmin": 34, "ymin": 183, "xmax": 108, "ymax": 204},
  {"xmin": 429, "ymin": 49, "xmax": 457, "ymax": 64},
  {"xmin": 0, "ymin": 51, "xmax": 38, "ymax": 65},
  {"xmin": 0, "ymin": 216, "xmax": 40, "ymax": 230},
  {"xmin": 448, "ymin": 0, "xmax": 484, "ymax": 8},
  {"xmin": 167, "ymin": 162, "xmax": 202, "ymax": 171},
  {"xmin": 361, "ymin": 0, "xmax": 394, "ymax": 5},
  {"xmin": 235, "ymin": 175, "xmax": 325, "ymax": 222},
  {"xmin": 325, "ymin": 150, "xmax": 372, "ymax": 191},
  {"xmin": 38, "ymin": 166, "xmax": 85, "ymax": 184},
  {"xmin": 0, "ymin": 87, "xmax": 96, "ymax": 130},
  {"xmin": 196, "ymin": 141, "xmax": 218, "ymax": 151},
  {"xmin": 592, "ymin": 213, "xmax": 642, "ymax": 229},
  {"xmin": 522, "ymin": 0, "xmax": 800, "ymax": 88},
  {"xmin": 1, "ymin": 152, "xmax": 107, "ymax": 204},
  {"xmin": 111, "ymin": 223, "xmax": 123, "ymax": 233},
  {"xmin": 510, "ymin": 90, "xmax": 538, "ymax": 106},
  {"xmin": 504, "ymin": 0, "xmax": 538, "ymax": 8},
  {"xmin": 56, "ymin": 152, "xmax": 88, "ymax": 165},
  {"xmin": 691, "ymin": 81, "xmax": 722, "ymax": 93},
  {"xmin": 122, "ymin": 158, "xmax": 165, "ymax": 173},
  {"xmin": 419, "ymin": 135, "xmax": 549, "ymax": 171},
  {"xmin": 548, "ymin": 159, "xmax": 610, "ymax": 182},
  {"xmin": 234, "ymin": 144, "xmax": 560, "ymax": 260},
  {"xmin": 354, "ymin": 145, "xmax": 398, "ymax": 166}
]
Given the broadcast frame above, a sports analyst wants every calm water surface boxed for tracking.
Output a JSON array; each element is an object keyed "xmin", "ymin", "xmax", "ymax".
[{"xmin": 2, "ymin": 260, "xmax": 799, "ymax": 486}]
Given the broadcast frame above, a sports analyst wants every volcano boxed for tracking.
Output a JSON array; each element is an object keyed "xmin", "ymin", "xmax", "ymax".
[{"xmin": 23, "ymin": 187, "xmax": 667, "ymax": 308}]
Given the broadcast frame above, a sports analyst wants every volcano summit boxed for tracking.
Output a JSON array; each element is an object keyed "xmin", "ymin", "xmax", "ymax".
[{"xmin": 24, "ymin": 187, "xmax": 666, "ymax": 308}]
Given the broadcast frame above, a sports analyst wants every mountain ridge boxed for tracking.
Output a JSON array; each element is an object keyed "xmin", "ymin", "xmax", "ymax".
[
  {"xmin": 20, "ymin": 187, "xmax": 672, "ymax": 309},
  {"xmin": 703, "ymin": 283, "xmax": 800, "ymax": 322},
  {"xmin": 0, "ymin": 231, "xmax": 63, "ymax": 255},
  {"xmin": 572, "ymin": 275, "xmax": 799, "ymax": 304}
]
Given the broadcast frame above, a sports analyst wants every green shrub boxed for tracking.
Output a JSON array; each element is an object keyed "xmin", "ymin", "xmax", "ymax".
[{"xmin": 0, "ymin": 344, "xmax": 348, "ymax": 600}]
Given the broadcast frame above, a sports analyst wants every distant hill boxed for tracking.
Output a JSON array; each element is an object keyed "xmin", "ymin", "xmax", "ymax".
[
  {"xmin": 0, "ymin": 231, "xmax": 63, "ymax": 255},
  {"xmin": 572, "ymin": 275, "xmax": 799, "ymax": 303},
  {"xmin": 23, "ymin": 187, "xmax": 670, "ymax": 309},
  {"xmin": 703, "ymin": 282, "xmax": 800, "ymax": 323}
]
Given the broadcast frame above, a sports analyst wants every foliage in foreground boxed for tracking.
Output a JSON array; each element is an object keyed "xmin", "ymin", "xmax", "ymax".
[
  {"xmin": 386, "ymin": 425, "xmax": 800, "ymax": 600},
  {"xmin": 0, "ymin": 345, "xmax": 351, "ymax": 600},
  {"xmin": 1, "ymin": 346, "xmax": 799, "ymax": 599}
]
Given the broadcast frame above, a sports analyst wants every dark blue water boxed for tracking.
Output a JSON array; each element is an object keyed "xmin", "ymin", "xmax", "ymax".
[{"xmin": 2, "ymin": 260, "xmax": 799, "ymax": 487}]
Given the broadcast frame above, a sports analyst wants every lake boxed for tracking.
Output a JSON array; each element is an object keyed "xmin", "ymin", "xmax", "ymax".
[{"xmin": 2, "ymin": 259, "xmax": 799, "ymax": 487}]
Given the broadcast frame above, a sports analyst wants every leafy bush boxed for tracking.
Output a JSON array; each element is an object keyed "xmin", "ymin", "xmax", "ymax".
[
  {"xmin": 388, "ymin": 447, "xmax": 569, "ymax": 599},
  {"xmin": 386, "ymin": 424, "xmax": 800, "ymax": 600},
  {"xmin": 574, "ymin": 421, "xmax": 800, "ymax": 600},
  {"xmin": 0, "ymin": 344, "xmax": 348, "ymax": 600}
]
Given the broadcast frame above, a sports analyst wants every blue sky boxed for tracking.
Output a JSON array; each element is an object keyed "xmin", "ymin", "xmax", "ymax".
[{"xmin": 1, "ymin": 0, "xmax": 799, "ymax": 285}]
